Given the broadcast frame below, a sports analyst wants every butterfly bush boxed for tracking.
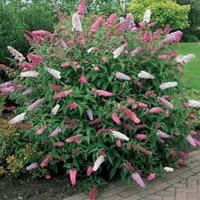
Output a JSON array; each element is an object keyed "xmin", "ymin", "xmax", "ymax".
[{"xmin": 2, "ymin": 1, "xmax": 199, "ymax": 199}]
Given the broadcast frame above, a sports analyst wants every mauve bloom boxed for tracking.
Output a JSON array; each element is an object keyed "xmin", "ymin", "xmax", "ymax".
[
  {"xmin": 102, "ymin": 56, "xmax": 109, "ymax": 63},
  {"xmin": 79, "ymin": 73, "xmax": 88, "ymax": 84},
  {"xmin": 51, "ymin": 104, "xmax": 60, "ymax": 116},
  {"xmin": 130, "ymin": 47, "xmax": 143, "ymax": 57},
  {"xmin": 27, "ymin": 98, "xmax": 44, "ymax": 111},
  {"xmin": 87, "ymin": 166, "xmax": 94, "ymax": 177},
  {"xmin": 40, "ymin": 154, "xmax": 52, "ymax": 168},
  {"xmin": 163, "ymin": 24, "xmax": 171, "ymax": 34},
  {"xmin": 135, "ymin": 144, "xmax": 152, "ymax": 156},
  {"xmin": 9, "ymin": 113, "xmax": 26, "ymax": 124},
  {"xmin": 89, "ymin": 187, "xmax": 97, "ymax": 200},
  {"xmin": 44, "ymin": 67, "xmax": 61, "ymax": 79},
  {"xmin": 72, "ymin": 12, "xmax": 83, "ymax": 32},
  {"xmin": 159, "ymin": 54, "xmax": 170, "ymax": 60},
  {"xmin": 126, "ymin": 13, "xmax": 135, "ymax": 30},
  {"xmin": 106, "ymin": 13, "xmax": 117, "ymax": 26},
  {"xmin": 26, "ymin": 163, "xmax": 38, "ymax": 171},
  {"xmin": 159, "ymin": 82, "xmax": 177, "ymax": 90},
  {"xmin": 27, "ymin": 53, "xmax": 44, "ymax": 66},
  {"xmin": 115, "ymin": 72, "xmax": 131, "ymax": 81},
  {"xmin": 157, "ymin": 97, "xmax": 174, "ymax": 109},
  {"xmin": 60, "ymin": 39, "xmax": 68, "ymax": 49},
  {"xmin": 66, "ymin": 134, "xmax": 82, "ymax": 144},
  {"xmin": 7, "ymin": 46, "xmax": 25, "ymax": 62},
  {"xmin": 138, "ymin": 71, "xmax": 155, "ymax": 79},
  {"xmin": 22, "ymin": 88, "xmax": 33, "ymax": 96},
  {"xmin": 122, "ymin": 108, "xmax": 141, "ymax": 124},
  {"xmin": 18, "ymin": 62, "xmax": 33, "ymax": 70},
  {"xmin": 111, "ymin": 130, "xmax": 129, "ymax": 141},
  {"xmin": 164, "ymin": 167, "xmax": 174, "ymax": 172},
  {"xmin": 115, "ymin": 139, "xmax": 122, "ymax": 148},
  {"xmin": 53, "ymin": 90, "xmax": 72, "ymax": 100},
  {"xmin": 86, "ymin": 109, "xmax": 94, "ymax": 121},
  {"xmin": 137, "ymin": 102, "xmax": 148, "ymax": 108},
  {"xmin": 90, "ymin": 17, "xmax": 104, "ymax": 33},
  {"xmin": 36, "ymin": 125, "xmax": 47, "ymax": 136},
  {"xmin": 175, "ymin": 54, "xmax": 195, "ymax": 65},
  {"xmin": 54, "ymin": 141, "xmax": 64, "ymax": 147},
  {"xmin": 20, "ymin": 71, "xmax": 39, "ymax": 78},
  {"xmin": 132, "ymin": 173, "xmax": 145, "ymax": 188},
  {"xmin": 0, "ymin": 86, "xmax": 15, "ymax": 94},
  {"xmin": 142, "ymin": 31, "xmax": 152, "ymax": 43},
  {"xmin": 69, "ymin": 169, "xmax": 77, "ymax": 186},
  {"xmin": 188, "ymin": 100, "xmax": 200, "ymax": 108},
  {"xmin": 148, "ymin": 107, "xmax": 163, "ymax": 114},
  {"xmin": 112, "ymin": 112, "xmax": 121, "ymax": 125},
  {"xmin": 92, "ymin": 88, "xmax": 115, "ymax": 97},
  {"xmin": 147, "ymin": 173, "xmax": 156, "ymax": 181},
  {"xmin": 143, "ymin": 9, "xmax": 152, "ymax": 23},
  {"xmin": 49, "ymin": 127, "xmax": 62, "ymax": 138},
  {"xmin": 186, "ymin": 135, "xmax": 196, "ymax": 147},
  {"xmin": 93, "ymin": 155, "xmax": 105, "ymax": 171},
  {"xmin": 178, "ymin": 151, "xmax": 187, "ymax": 159},
  {"xmin": 160, "ymin": 31, "xmax": 183, "ymax": 46},
  {"xmin": 49, "ymin": 85, "xmax": 62, "ymax": 92},
  {"xmin": 123, "ymin": 162, "xmax": 134, "ymax": 171},
  {"xmin": 94, "ymin": 64, "xmax": 100, "ymax": 72},
  {"xmin": 68, "ymin": 102, "xmax": 78, "ymax": 110},
  {"xmin": 113, "ymin": 44, "xmax": 126, "ymax": 59},
  {"xmin": 77, "ymin": 0, "xmax": 87, "ymax": 15},
  {"xmin": 61, "ymin": 62, "xmax": 71, "ymax": 68},
  {"xmin": 157, "ymin": 130, "xmax": 171, "ymax": 139},
  {"xmin": 135, "ymin": 134, "xmax": 147, "ymax": 141}
]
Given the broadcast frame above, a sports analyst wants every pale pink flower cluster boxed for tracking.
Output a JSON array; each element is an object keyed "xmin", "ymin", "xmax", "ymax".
[
  {"xmin": 115, "ymin": 72, "xmax": 131, "ymax": 81},
  {"xmin": 87, "ymin": 109, "xmax": 94, "ymax": 121},
  {"xmin": 9, "ymin": 113, "xmax": 26, "ymax": 124},
  {"xmin": 113, "ymin": 44, "xmax": 126, "ymax": 59},
  {"xmin": 22, "ymin": 88, "xmax": 33, "ymax": 96},
  {"xmin": 93, "ymin": 155, "xmax": 105, "ymax": 172},
  {"xmin": 69, "ymin": 169, "xmax": 77, "ymax": 186},
  {"xmin": 27, "ymin": 53, "xmax": 44, "ymax": 66},
  {"xmin": 157, "ymin": 97, "xmax": 174, "ymax": 109},
  {"xmin": 92, "ymin": 88, "xmax": 115, "ymax": 97},
  {"xmin": 160, "ymin": 31, "xmax": 183, "ymax": 46},
  {"xmin": 175, "ymin": 54, "xmax": 195, "ymax": 65},
  {"xmin": 77, "ymin": 0, "xmax": 87, "ymax": 16},
  {"xmin": 106, "ymin": 13, "xmax": 117, "ymax": 26},
  {"xmin": 132, "ymin": 172, "xmax": 145, "ymax": 188},
  {"xmin": 130, "ymin": 47, "xmax": 143, "ymax": 57},
  {"xmin": 122, "ymin": 108, "xmax": 141, "ymax": 124},
  {"xmin": 20, "ymin": 71, "xmax": 39, "ymax": 78},
  {"xmin": 40, "ymin": 154, "xmax": 52, "ymax": 168},
  {"xmin": 186, "ymin": 135, "xmax": 196, "ymax": 147},
  {"xmin": 159, "ymin": 82, "xmax": 177, "ymax": 90},
  {"xmin": 49, "ymin": 127, "xmax": 62, "ymax": 138},
  {"xmin": 27, "ymin": 98, "xmax": 44, "ymax": 112},
  {"xmin": 26, "ymin": 163, "xmax": 38, "ymax": 171},
  {"xmin": 36, "ymin": 125, "xmax": 47, "ymax": 136},
  {"xmin": 7, "ymin": 46, "xmax": 25, "ymax": 62},
  {"xmin": 90, "ymin": 17, "xmax": 104, "ymax": 33},
  {"xmin": 112, "ymin": 112, "xmax": 121, "ymax": 125},
  {"xmin": 157, "ymin": 130, "xmax": 171, "ymax": 139},
  {"xmin": 72, "ymin": 12, "xmax": 83, "ymax": 32},
  {"xmin": 66, "ymin": 134, "xmax": 82, "ymax": 144},
  {"xmin": 53, "ymin": 90, "xmax": 72, "ymax": 100},
  {"xmin": 0, "ymin": 82, "xmax": 20, "ymax": 96},
  {"xmin": 44, "ymin": 67, "xmax": 61, "ymax": 79},
  {"xmin": 111, "ymin": 130, "xmax": 129, "ymax": 141},
  {"xmin": 138, "ymin": 71, "xmax": 155, "ymax": 79}
]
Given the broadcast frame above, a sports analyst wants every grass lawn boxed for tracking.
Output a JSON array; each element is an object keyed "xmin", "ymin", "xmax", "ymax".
[{"xmin": 176, "ymin": 42, "xmax": 200, "ymax": 90}]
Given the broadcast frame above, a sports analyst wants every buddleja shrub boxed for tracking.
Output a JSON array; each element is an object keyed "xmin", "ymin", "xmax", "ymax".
[{"xmin": 0, "ymin": 1, "xmax": 199, "ymax": 199}]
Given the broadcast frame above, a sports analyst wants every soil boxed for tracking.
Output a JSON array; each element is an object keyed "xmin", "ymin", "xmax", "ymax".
[{"xmin": 0, "ymin": 177, "xmax": 77, "ymax": 200}]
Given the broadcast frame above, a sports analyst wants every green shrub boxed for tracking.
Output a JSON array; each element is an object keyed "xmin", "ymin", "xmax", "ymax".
[
  {"xmin": 128, "ymin": 0, "xmax": 190, "ymax": 29},
  {"xmin": 1, "ymin": 1, "xmax": 198, "ymax": 198}
]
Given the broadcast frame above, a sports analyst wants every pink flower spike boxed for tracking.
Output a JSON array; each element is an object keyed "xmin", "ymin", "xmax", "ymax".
[
  {"xmin": 115, "ymin": 139, "xmax": 121, "ymax": 148},
  {"xmin": 40, "ymin": 154, "xmax": 52, "ymax": 168},
  {"xmin": 87, "ymin": 166, "xmax": 94, "ymax": 177},
  {"xmin": 123, "ymin": 162, "xmax": 134, "ymax": 171},
  {"xmin": 26, "ymin": 163, "xmax": 38, "ymax": 171},
  {"xmin": 53, "ymin": 89, "xmax": 72, "ymax": 100},
  {"xmin": 132, "ymin": 172, "xmax": 145, "ymax": 188},
  {"xmin": 69, "ymin": 169, "xmax": 77, "ymax": 186},
  {"xmin": 130, "ymin": 47, "xmax": 143, "ymax": 57},
  {"xmin": 66, "ymin": 134, "xmax": 82, "ymax": 144},
  {"xmin": 178, "ymin": 151, "xmax": 188, "ymax": 159},
  {"xmin": 122, "ymin": 108, "xmax": 141, "ymax": 124},
  {"xmin": 54, "ymin": 141, "xmax": 64, "ymax": 147},
  {"xmin": 89, "ymin": 187, "xmax": 97, "ymax": 200},
  {"xmin": 79, "ymin": 73, "xmax": 88, "ymax": 84},
  {"xmin": 92, "ymin": 88, "xmax": 115, "ymax": 97},
  {"xmin": 135, "ymin": 134, "xmax": 147, "ymax": 141},
  {"xmin": 157, "ymin": 130, "xmax": 171, "ymax": 139},
  {"xmin": 36, "ymin": 125, "xmax": 47, "ymax": 136},
  {"xmin": 68, "ymin": 102, "xmax": 78, "ymax": 110},
  {"xmin": 159, "ymin": 54, "xmax": 170, "ymax": 61},
  {"xmin": 148, "ymin": 107, "xmax": 164, "ymax": 114},
  {"xmin": 186, "ymin": 135, "xmax": 196, "ymax": 148},
  {"xmin": 147, "ymin": 173, "xmax": 156, "ymax": 181},
  {"xmin": 112, "ymin": 112, "xmax": 121, "ymax": 125},
  {"xmin": 106, "ymin": 13, "xmax": 117, "ymax": 26},
  {"xmin": 61, "ymin": 62, "xmax": 71, "ymax": 68},
  {"xmin": 27, "ymin": 53, "xmax": 44, "ymax": 66},
  {"xmin": 49, "ymin": 84, "xmax": 62, "ymax": 92},
  {"xmin": 49, "ymin": 127, "xmax": 62, "ymax": 138},
  {"xmin": 90, "ymin": 17, "xmax": 104, "ymax": 33},
  {"xmin": 77, "ymin": 0, "xmax": 87, "ymax": 16}
]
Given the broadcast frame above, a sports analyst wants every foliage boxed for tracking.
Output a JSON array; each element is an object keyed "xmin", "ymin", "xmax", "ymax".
[
  {"xmin": 128, "ymin": 0, "xmax": 190, "ymax": 30},
  {"xmin": 177, "ymin": 0, "xmax": 200, "ymax": 41},
  {"xmin": 0, "ymin": 2, "xmax": 197, "ymax": 197}
]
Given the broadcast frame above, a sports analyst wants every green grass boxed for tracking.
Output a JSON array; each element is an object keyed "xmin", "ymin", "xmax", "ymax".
[{"xmin": 176, "ymin": 42, "xmax": 200, "ymax": 90}]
